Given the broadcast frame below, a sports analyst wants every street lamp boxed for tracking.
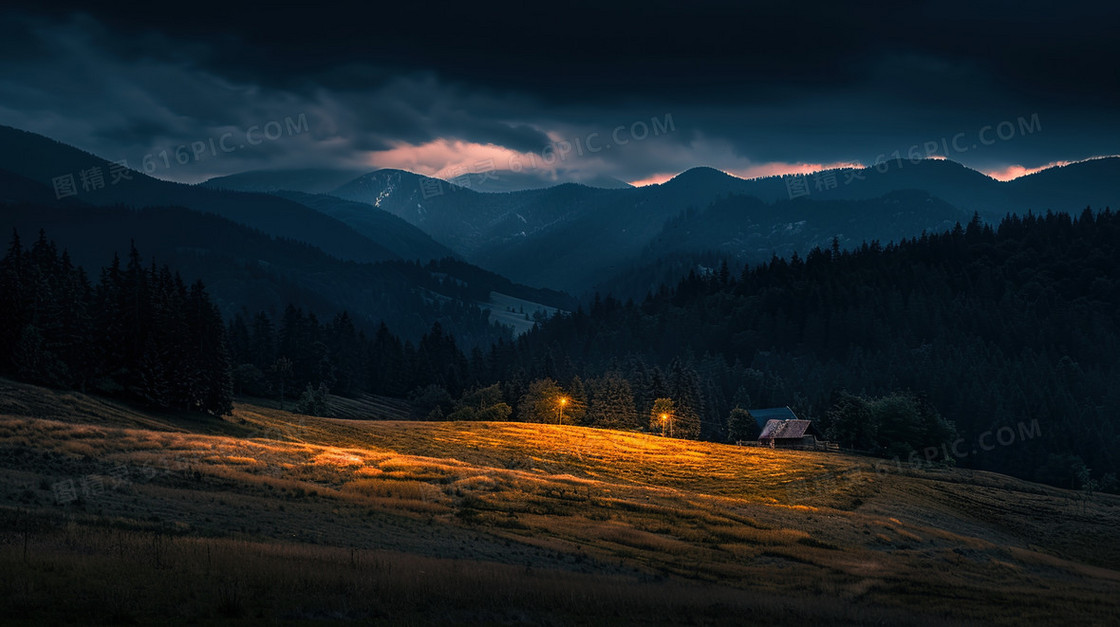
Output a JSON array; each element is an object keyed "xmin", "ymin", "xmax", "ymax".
[
  {"xmin": 660, "ymin": 412, "xmax": 673, "ymax": 437},
  {"xmin": 558, "ymin": 396, "xmax": 569, "ymax": 425}
]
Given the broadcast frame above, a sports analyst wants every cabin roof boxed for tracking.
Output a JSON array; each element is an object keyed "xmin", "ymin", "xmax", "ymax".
[
  {"xmin": 749, "ymin": 406, "xmax": 798, "ymax": 430},
  {"xmin": 759, "ymin": 419, "xmax": 815, "ymax": 440}
]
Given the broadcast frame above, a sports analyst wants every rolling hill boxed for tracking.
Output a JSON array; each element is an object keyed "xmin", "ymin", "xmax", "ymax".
[
  {"xmin": 648, "ymin": 158, "xmax": 1120, "ymax": 216},
  {"xmin": 201, "ymin": 168, "xmax": 368, "ymax": 194},
  {"xmin": 267, "ymin": 190, "xmax": 455, "ymax": 262},
  {"xmin": 0, "ymin": 125, "xmax": 441, "ymax": 266},
  {"xmin": 1, "ymin": 377, "xmax": 1117, "ymax": 624},
  {"xmin": 642, "ymin": 189, "xmax": 970, "ymax": 262},
  {"xmin": 203, "ymin": 166, "xmax": 633, "ymax": 195},
  {"xmin": 435, "ymin": 168, "xmax": 634, "ymax": 193}
]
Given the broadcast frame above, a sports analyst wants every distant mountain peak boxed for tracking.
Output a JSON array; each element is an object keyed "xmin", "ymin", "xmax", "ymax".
[
  {"xmin": 366, "ymin": 168, "xmax": 427, "ymax": 178},
  {"xmin": 667, "ymin": 166, "xmax": 738, "ymax": 185}
]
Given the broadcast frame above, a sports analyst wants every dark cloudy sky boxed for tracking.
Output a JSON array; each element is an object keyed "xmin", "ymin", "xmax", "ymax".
[{"xmin": 2, "ymin": 1, "xmax": 1117, "ymax": 185}]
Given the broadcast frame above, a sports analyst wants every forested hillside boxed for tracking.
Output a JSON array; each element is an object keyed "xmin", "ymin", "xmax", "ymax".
[
  {"xmin": 0, "ymin": 232, "xmax": 232, "ymax": 414},
  {"xmin": 4, "ymin": 210, "xmax": 1117, "ymax": 492},
  {"xmin": 480, "ymin": 209, "xmax": 1120, "ymax": 489},
  {"xmin": 0, "ymin": 204, "xmax": 509, "ymax": 347},
  {"xmin": 233, "ymin": 208, "xmax": 1119, "ymax": 492}
]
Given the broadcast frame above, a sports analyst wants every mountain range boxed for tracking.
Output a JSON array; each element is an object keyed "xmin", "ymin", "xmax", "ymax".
[
  {"xmin": 3, "ymin": 123, "xmax": 1118, "ymax": 319},
  {"xmin": 204, "ymin": 167, "xmax": 632, "ymax": 195},
  {"xmin": 299, "ymin": 158, "xmax": 1120, "ymax": 291},
  {"xmin": 0, "ymin": 125, "xmax": 571, "ymax": 345}
]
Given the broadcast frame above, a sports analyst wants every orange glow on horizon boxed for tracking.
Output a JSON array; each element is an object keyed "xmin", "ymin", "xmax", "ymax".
[
  {"xmin": 628, "ymin": 161, "xmax": 865, "ymax": 187},
  {"xmin": 364, "ymin": 139, "xmax": 1120, "ymax": 187},
  {"xmin": 628, "ymin": 172, "xmax": 677, "ymax": 187},
  {"xmin": 364, "ymin": 138, "xmax": 548, "ymax": 179},
  {"xmin": 725, "ymin": 161, "xmax": 864, "ymax": 180},
  {"xmin": 983, "ymin": 160, "xmax": 1076, "ymax": 181},
  {"xmin": 981, "ymin": 155, "xmax": 1119, "ymax": 181}
]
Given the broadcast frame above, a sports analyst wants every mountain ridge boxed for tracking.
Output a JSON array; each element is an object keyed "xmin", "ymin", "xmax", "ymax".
[
  {"xmin": 0, "ymin": 125, "xmax": 422, "ymax": 265},
  {"xmin": 322, "ymin": 155, "xmax": 1120, "ymax": 291},
  {"xmin": 5, "ymin": 124, "xmax": 1117, "ymax": 295}
]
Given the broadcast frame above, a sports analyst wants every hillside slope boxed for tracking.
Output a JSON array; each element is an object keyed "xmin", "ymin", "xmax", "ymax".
[
  {"xmin": 1, "ymin": 379, "xmax": 1117, "ymax": 624},
  {"xmin": 0, "ymin": 125, "xmax": 401, "ymax": 265},
  {"xmin": 0, "ymin": 198, "xmax": 506, "ymax": 345}
]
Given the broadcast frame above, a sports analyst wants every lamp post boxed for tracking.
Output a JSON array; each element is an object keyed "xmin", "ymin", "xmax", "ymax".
[
  {"xmin": 660, "ymin": 412, "xmax": 673, "ymax": 438},
  {"xmin": 558, "ymin": 397, "xmax": 569, "ymax": 425}
]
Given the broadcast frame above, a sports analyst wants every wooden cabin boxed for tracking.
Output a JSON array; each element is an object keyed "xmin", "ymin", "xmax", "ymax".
[{"xmin": 758, "ymin": 418, "xmax": 824, "ymax": 449}]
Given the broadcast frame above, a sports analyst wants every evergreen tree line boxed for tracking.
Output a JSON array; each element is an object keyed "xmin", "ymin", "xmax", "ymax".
[
  {"xmin": 409, "ymin": 363, "xmax": 707, "ymax": 441},
  {"xmin": 0, "ymin": 230, "xmax": 232, "ymax": 415},
  {"xmin": 224, "ymin": 307, "xmax": 473, "ymax": 409},
  {"xmin": 6, "ymin": 208, "xmax": 1119, "ymax": 493}
]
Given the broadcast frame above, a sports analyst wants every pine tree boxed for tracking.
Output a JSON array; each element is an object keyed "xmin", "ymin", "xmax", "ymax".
[
  {"xmin": 586, "ymin": 372, "xmax": 638, "ymax": 429},
  {"xmin": 0, "ymin": 230, "xmax": 27, "ymax": 373},
  {"xmin": 56, "ymin": 254, "xmax": 94, "ymax": 391},
  {"xmin": 93, "ymin": 253, "xmax": 126, "ymax": 389},
  {"xmin": 227, "ymin": 314, "xmax": 253, "ymax": 366},
  {"xmin": 271, "ymin": 356, "xmax": 294, "ymax": 411},
  {"xmin": 369, "ymin": 322, "xmax": 406, "ymax": 396},
  {"xmin": 250, "ymin": 312, "xmax": 276, "ymax": 370},
  {"xmin": 567, "ymin": 375, "xmax": 588, "ymax": 425},
  {"xmin": 187, "ymin": 280, "xmax": 233, "ymax": 416},
  {"xmin": 11, "ymin": 325, "xmax": 66, "ymax": 386},
  {"xmin": 327, "ymin": 312, "xmax": 361, "ymax": 396}
]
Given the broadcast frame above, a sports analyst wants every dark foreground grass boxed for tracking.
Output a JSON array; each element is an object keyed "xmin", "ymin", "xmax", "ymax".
[
  {"xmin": 2, "ymin": 379, "xmax": 1119, "ymax": 625},
  {"xmin": 1, "ymin": 511, "xmax": 927, "ymax": 626}
]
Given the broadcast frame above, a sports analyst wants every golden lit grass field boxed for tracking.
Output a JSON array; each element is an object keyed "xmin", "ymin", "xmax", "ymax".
[{"xmin": 1, "ymin": 378, "xmax": 1118, "ymax": 625}]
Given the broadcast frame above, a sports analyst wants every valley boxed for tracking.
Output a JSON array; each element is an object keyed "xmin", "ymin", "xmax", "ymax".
[{"xmin": 1, "ymin": 8, "xmax": 1118, "ymax": 621}]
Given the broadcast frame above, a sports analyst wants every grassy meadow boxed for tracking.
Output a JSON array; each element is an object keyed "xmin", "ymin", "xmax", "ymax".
[{"xmin": 1, "ymin": 378, "xmax": 1118, "ymax": 625}]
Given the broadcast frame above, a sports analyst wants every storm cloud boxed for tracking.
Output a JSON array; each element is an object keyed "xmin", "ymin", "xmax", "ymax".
[{"xmin": 1, "ymin": 2, "xmax": 1117, "ymax": 184}]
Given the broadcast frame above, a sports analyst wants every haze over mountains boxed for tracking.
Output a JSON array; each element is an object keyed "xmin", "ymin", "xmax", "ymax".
[{"xmin": 3, "ymin": 123, "xmax": 1118, "ymax": 318}]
